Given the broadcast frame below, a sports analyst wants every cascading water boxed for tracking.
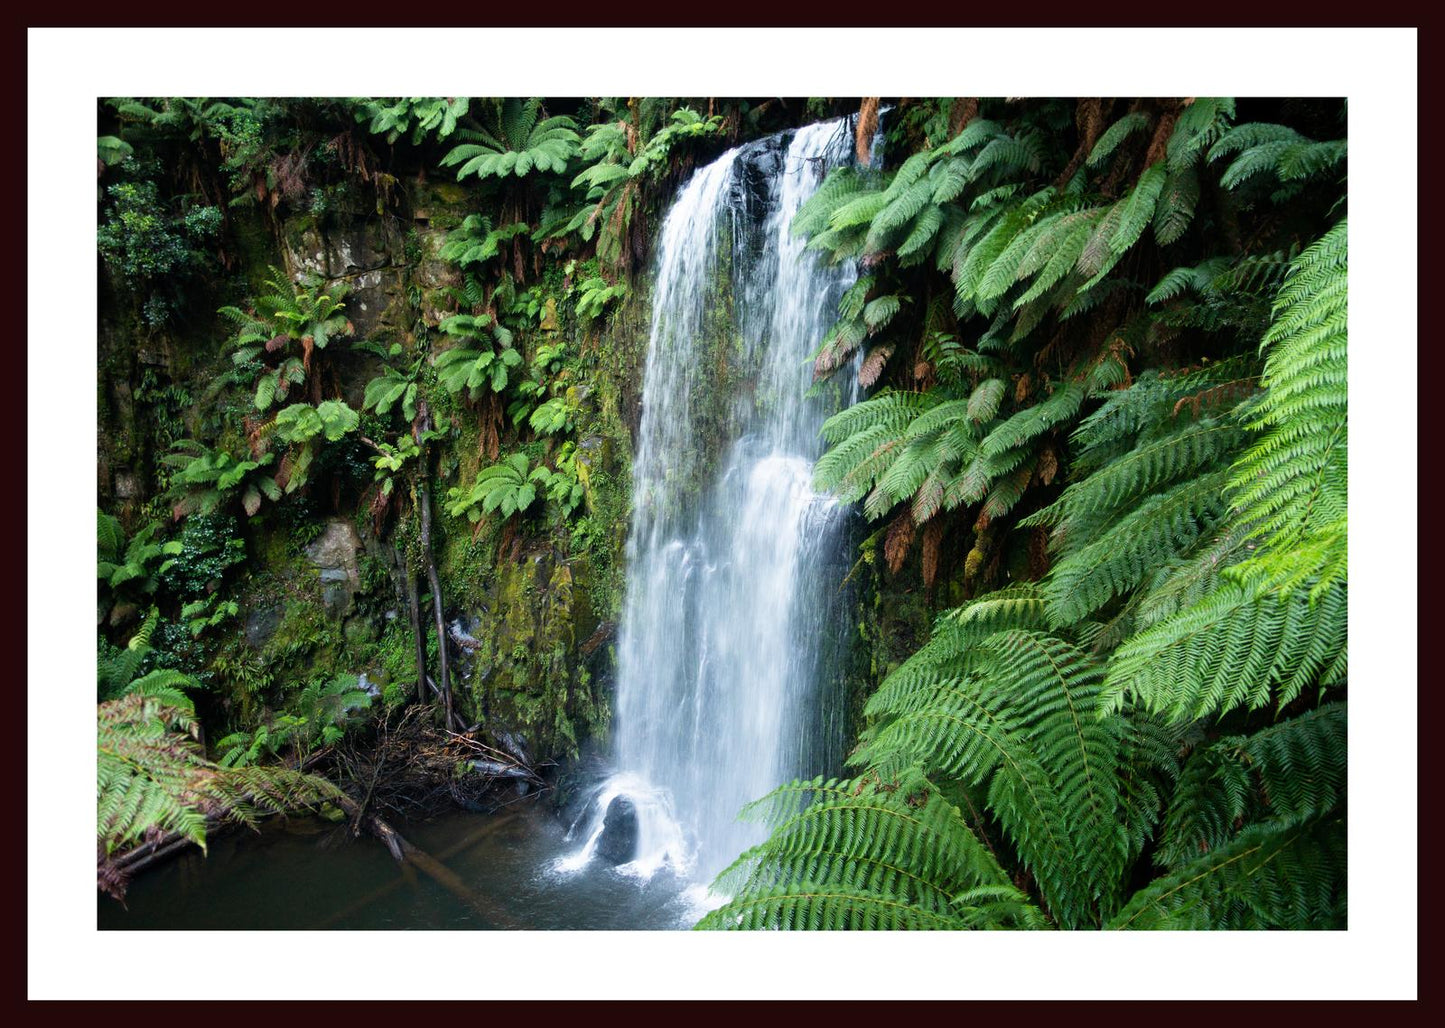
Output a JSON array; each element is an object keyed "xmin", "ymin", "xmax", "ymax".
[{"xmin": 559, "ymin": 118, "xmax": 863, "ymax": 898}]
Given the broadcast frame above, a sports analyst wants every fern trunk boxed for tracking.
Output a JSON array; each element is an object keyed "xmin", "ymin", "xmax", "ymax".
[{"xmin": 413, "ymin": 400, "xmax": 455, "ymax": 730}]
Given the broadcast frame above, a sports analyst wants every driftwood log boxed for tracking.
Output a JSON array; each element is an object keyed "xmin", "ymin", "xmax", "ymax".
[
  {"xmin": 329, "ymin": 793, "xmax": 524, "ymax": 929},
  {"xmin": 315, "ymin": 812, "xmax": 522, "ymax": 928}
]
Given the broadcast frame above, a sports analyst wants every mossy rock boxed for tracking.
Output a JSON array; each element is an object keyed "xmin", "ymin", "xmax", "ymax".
[{"xmin": 447, "ymin": 541, "xmax": 603, "ymax": 762}]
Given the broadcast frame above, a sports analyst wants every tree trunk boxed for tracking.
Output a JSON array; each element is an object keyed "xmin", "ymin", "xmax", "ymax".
[
  {"xmin": 413, "ymin": 399, "xmax": 455, "ymax": 730},
  {"xmin": 399, "ymin": 546, "xmax": 428, "ymax": 703}
]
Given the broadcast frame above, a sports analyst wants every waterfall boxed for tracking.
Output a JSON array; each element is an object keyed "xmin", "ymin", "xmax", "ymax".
[{"xmin": 559, "ymin": 118, "xmax": 861, "ymax": 892}]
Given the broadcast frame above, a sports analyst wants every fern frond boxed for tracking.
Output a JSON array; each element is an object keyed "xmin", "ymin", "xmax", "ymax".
[
  {"xmin": 1041, "ymin": 420, "xmax": 1244, "ymax": 532},
  {"xmin": 1158, "ymin": 703, "xmax": 1346, "ymax": 869},
  {"xmin": 1013, "ymin": 209, "xmax": 1105, "ymax": 309},
  {"xmin": 978, "ymin": 381, "xmax": 1085, "ymax": 461},
  {"xmin": 1165, "ymin": 97, "xmax": 1236, "ymax": 173},
  {"xmin": 1110, "ymin": 162, "xmax": 1167, "ymax": 255},
  {"xmin": 1230, "ymin": 219, "xmax": 1347, "ymax": 549},
  {"xmin": 1087, "ymin": 111, "xmax": 1150, "ymax": 168},
  {"xmin": 866, "ymin": 177, "xmax": 936, "ymax": 251},
  {"xmin": 952, "ymin": 189, "xmax": 1055, "ymax": 310},
  {"xmin": 1108, "ymin": 816, "xmax": 1344, "ymax": 930},
  {"xmin": 896, "ymin": 205, "xmax": 946, "ymax": 263},
  {"xmin": 1045, "ymin": 469, "xmax": 1233, "ymax": 626},
  {"xmin": 698, "ymin": 882, "xmax": 975, "ymax": 930},
  {"xmin": 97, "ymin": 511, "xmax": 126, "ymax": 560},
  {"xmin": 1133, "ymin": 522, "xmax": 1253, "ymax": 627},
  {"xmin": 859, "ymin": 629, "xmax": 1124, "ymax": 927},
  {"xmin": 702, "ymin": 772, "xmax": 1037, "ymax": 930},
  {"xmin": 792, "ymin": 168, "xmax": 867, "ymax": 239},
  {"xmin": 1102, "ymin": 579, "xmax": 1347, "ymax": 722},
  {"xmin": 1153, "ymin": 166, "xmax": 1200, "ymax": 246}
]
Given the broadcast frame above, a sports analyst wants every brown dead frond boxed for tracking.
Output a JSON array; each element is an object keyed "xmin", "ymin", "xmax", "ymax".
[
  {"xmin": 948, "ymin": 98, "xmax": 979, "ymax": 139},
  {"xmin": 367, "ymin": 483, "xmax": 392, "ymax": 536},
  {"xmin": 859, "ymin": 344, "xmax": 894, "ymax": 389},
  {"xmin": 481, "ymin": 393, "xmax": 502, "ymax": 462},
  {"xmin": 1055, "ymin": 98, "xmax": 1105, "ymax": 189},
  {"xmin": 1036, "ymin": 445, "xmax": 1059, "ymax": 487},
  {"xmin": 921, "ymin": 519, "xmax": 945, "ymax": 590},
  {"xmin": 1172, "ymin": 378, "xmax": 1260, "ymax": 419},
  {"xmin": 856, "ymin": 98, "xmax": 880, "ymax": 165},
  {"xmin": 884, "ymin": 512, "xmax": 916, "ymax": 574},
  {"xmin": 1028, "ymin": 527, "xmax": 1051, "ymax": 580},
  {"xmin": 275, "ymin": 451, "xmax": 294, "ymax": 492},
  {"xmin": 1144, "ymin": 101, "xmax": 1184, "ymax": 167}
]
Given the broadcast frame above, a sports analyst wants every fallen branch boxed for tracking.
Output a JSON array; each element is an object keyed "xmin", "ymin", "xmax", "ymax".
[
  {"xmin": 314, "ymin": 811, "xmax": 523, "ymax": 929},
  {"xmin": 443, "ymin": 730, "xmax": 547, "ymax": 785},
  {"xmin": 330, "ymin": 792, "xmax": 524, "ymax": 928},
  {"xmin": 101, "ymin": 748, "xmax": 339, "ymax": 897}
]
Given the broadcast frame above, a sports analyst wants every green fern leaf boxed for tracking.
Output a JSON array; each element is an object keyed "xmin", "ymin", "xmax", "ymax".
[{"xmin": 1110, "ymin": 162, "xmax": 1167, "ymax": 254}]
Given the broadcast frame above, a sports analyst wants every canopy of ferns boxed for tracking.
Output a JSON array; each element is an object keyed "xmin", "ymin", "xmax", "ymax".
[{"xmin": 701, "ymin": 97, "xmax": 1347, "ymax": 931}]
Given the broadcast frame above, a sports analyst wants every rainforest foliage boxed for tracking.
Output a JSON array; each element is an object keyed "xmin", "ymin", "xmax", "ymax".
[
  {"xmin": 97, "ymin": 96, "xmax": 1346, "ymax": 929},
  {"xmin": 95, "ymin": 95, "xmax": 821, "ymax": 896},
  {"xmin": 699, "ymin": 97, "xmax": 1347, "ymax": 930}
]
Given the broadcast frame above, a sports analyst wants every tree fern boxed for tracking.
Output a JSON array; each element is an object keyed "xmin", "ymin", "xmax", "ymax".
[
  {"xmin": 1230, "ymin": 219, "xmax": 1347, "ymax": 549},
  {"xmin": 700, "ymin": 772, "xmax": 1043, "ymax": 930},
  {"xmin": 855, "ymin": 630, "xmax": 1125, "ymax": 927},
  {"xmin": 1157, "ymin": 703, "xmax": 1345, "ymax": 869},
  {"xmin": 440, "ymin": 216, "xmax": 530, "ymax": 270},
  {"xmin": 703, "ymin": 97, "xmax": 1347, "ymax": 932},
  {"xmin": 441, "ymin": 98, "xmax": 579, "ymax": 181},
  {"xmin": 98, "ymin": 691, "xmax": 341, "ymax": 898},
  {"xmin": 444, "ymin": 453, "xmax": 561, "ymax": 522},
  {"xmin": 1101, "ymin": 577, "xmax": 1346, "ymax": 721},
  {"xmin": 434, "ymin": 313, "xmax": 525, "ymax": 399},
  {"xmin": 1107, "ymin": 816, "xmax": 1345, "ymax": 930},
  {"xmin": 353, "ymin": 96, "xmax": 469, "ymax": 146}
]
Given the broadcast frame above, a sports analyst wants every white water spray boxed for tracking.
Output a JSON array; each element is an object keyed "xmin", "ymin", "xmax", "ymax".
[{"xmin": 560, "ymin": 119, "xmax": 860, "ymax": 889}]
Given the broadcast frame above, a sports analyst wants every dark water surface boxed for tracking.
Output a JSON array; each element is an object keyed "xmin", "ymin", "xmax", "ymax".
[{"xmin": 98, "ymin": 801, "xmax": 706, "ymax": 930}]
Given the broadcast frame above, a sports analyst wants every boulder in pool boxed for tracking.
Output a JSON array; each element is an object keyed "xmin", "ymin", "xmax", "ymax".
[{"xmin": 595, "ymin": 795, "xmax": 639, "ymax": 865}]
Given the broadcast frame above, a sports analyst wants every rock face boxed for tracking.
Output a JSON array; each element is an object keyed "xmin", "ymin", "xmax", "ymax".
[
  {"xmin": 594, "ymin": 795, "xmax": 639, "ymax": 865},
  {"xmin": 449, "ymin": 545, "xmax": 607, "ymax": 761},
  {"xmin": 97, "ymin": 172, "xmax": 641, "ymax": 773},
  {"xmin": 244, "ymin": 604, "xmax": 283, "ymax": 649},
  {"xmin": 305, "ymin": 520, "xmax": 363, "ymax": 619}
]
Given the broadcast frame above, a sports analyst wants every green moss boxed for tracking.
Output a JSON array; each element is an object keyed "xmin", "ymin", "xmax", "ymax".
[
  {"xmin": 437, "ymin": 541, "xmax": 607, "ymax": 761},
  {"xmin": 228, "ymin": 208, "xmax": 281, "ymax": 295},
  {"xmin": 375, "ymin": 616, "xmax": 417, "ymax": 699},
  {"xmin": 429, "ymin": 182, "xmax": 468, "ymax": 206},
  {"xmin": 99, "ymin": 132, "xmax": 666, "ymax": 771},
  {"xmin": 264, "ymin": 597, "xmax": 339, "ymax": 663}
]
